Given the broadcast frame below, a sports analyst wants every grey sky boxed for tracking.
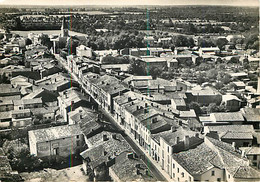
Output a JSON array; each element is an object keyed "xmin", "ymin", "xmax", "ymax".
[{"xmin": 0, "ymin": 0, "xmax": 259, "ymax": 6}]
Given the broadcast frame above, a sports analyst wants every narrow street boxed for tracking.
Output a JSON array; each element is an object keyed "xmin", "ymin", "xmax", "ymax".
[{"xmin": 55, "ymin": 54, "xmax": 167, "ymax": 181}]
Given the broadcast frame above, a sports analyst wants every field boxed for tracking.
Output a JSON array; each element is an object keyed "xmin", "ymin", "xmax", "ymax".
[{"xmin": 11, "ymin": 30, "xmax": 87, "ymax": 37}]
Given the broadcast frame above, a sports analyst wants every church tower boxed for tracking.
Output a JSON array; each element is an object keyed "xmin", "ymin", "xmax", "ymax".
[{"xmin": 61, "ymin": 17, "xmax": 69, "ymax": 37}]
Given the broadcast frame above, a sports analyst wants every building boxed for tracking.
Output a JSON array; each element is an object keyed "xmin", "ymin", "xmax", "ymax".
[
  {"xmin": 152, "ymin": 128, "xmax": 202, "ymax": 176},
  {"xmin": 204, "ymin": 125, "xmax": 255, "ymax": 148},
  {"xmin": 240, "ymin": 147, "xmax": 260, "ymax": 169},
  {"xmin": 186, "ymin": 88, "xmax": 222, "ymax": 106},
  {"xmin": 109, "ymin": 151, "xmax": 155, "ymax": 182},
  {"xmin": 199, "ymin": 47, "xmax": 220, "ymax": 56},
  {"xmin": 206, "ymin": 112, "xmax": 245, "ymax": 126},
  {"xmin": 58, "ymin": 88, "xmax": 91, "ymax": 123},
  {"xmin": 241, "ymin": 108, "xmax": 260, "ymax": 129},
  {"xmin": 61, "ymin": 16, "xmax": 69, "ymax": 37},
  {"xmin": 221, "ymin": 95, "xmax": 241, "ymax": 112},
  {"xmin": 28, "ymin": 124, "xmax": 84, "ymax": 157},
  {"xmin": 80, "ymin": 131, "xmax": 132, "ymax": 181},
  {"xmin": 13, "ymin": 98, "xmax": 43, "ymax": 110},
  {"xmin": 76, "ymin": 45, "xmax": 92, "ymax": 58},
  {"xmin": 171, "ymin": 136, "xmax": 260, "ymax": 182}
]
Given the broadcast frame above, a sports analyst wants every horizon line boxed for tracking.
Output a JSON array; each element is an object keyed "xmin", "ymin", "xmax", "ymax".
[{"xmin": 0, "ymin": 4, "xmax": 259, "ymax": 7}]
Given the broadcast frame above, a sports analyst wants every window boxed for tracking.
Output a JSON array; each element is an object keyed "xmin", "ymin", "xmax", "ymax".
[
  {"xmin": 177, "ymin": 177, "xmax": 180, "ymax": 182},
  {"xmin": 181, "ymin": 172, "xmax": 184, "ymax": 178},
  {"xmin": 253, "ymin": 155, "xmax": 257, "ymax": 160},
  {"xmin": 211, "ymin": 171, "xmax": 215, "ymax": 176},
  {"xmin": 177, "ymin": 168, "xmax": 179, "ymax": 173},
  {"xmin": 189, "ymin": 176, "xmax": 192, "ymax": 182},
  {"xmin": 173, "ymin": 163, "xmax": 175, "ymax": 169},
  {"xmin": 172, "ymin": 173, "xmax": 175, "ymax": 178},
  {"xmin": 228, "ymin": 175, "xmax": 230, "ymax": 179},
  {"xmin": 76, "ymin": 140, "xmax": 80, "ymax": 146},
  {"xmin": 217, "ymin": 178, "xmax": 221, "ymax": 182},
  {"xmin": 168, "ymin": 146, "xmax": 169, "ymax": 153},
  {"xmin": 77, "ymin": 135, "xmax": 80, "ymax": 139}
]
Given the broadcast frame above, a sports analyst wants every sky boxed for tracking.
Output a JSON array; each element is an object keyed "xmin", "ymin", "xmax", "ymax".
[{"xmin": 0, "ymin": 0, "xmax": 258, "ymax": 6}]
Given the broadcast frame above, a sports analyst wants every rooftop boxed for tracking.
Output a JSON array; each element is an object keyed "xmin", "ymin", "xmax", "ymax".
[
  {"xmin": 241, "ymin": 108, "xmax": 260, "ymax": 122},
  {"xmin": 28, "ymin": 124, "xmax": 82, "ymax": 143},
  {"xmin": 210, "ymin": 112, "xmax": 244, "ymax": 122},
  {"xmin": 110, "ymin": 151, "xmax": 155, "ymax": 181}
]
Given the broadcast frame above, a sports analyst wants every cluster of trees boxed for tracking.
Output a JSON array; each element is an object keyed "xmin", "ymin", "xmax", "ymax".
[
  {"xmin": 173, "ymin": 35, "xmax": 195, "ymax": 47},
  {"xmin": 189, "ymin": 102, "xmax": 227, "ymax": 115}
]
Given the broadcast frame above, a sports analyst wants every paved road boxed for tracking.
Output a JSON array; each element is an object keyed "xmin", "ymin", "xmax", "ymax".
[
  {"xmin": 55, "ymin": 54, "xmax": 166, "ymax": 181},
  {"xmin": 100, "ymin": 107, "xmax": 166, "ymax": 181}
]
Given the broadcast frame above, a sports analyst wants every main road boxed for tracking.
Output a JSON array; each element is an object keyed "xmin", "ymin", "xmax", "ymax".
[{"xmin": 55, "ymin": 54, "xmax": 167, "ymax": 181}]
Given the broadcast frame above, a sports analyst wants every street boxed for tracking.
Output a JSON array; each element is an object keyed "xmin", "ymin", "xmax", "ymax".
[{"xmin": 55, "ymin": 54, "xmax": 167, "ymax": 181}]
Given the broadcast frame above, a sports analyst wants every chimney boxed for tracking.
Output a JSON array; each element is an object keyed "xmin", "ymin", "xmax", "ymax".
[
  {"xmin": 127, "ymin": 153, "xmax": 134, "ymax": 159},
  {"xmin": 241, "ymin": 150, "xmax": 246, "ymax": 158},
  {"xmin": 103, "ymin": 134, "xmax": 108, "ymax": 141},
  {"xmin": 104, "ymin": 151, "xmax": 108, "ymax": 156},
  {"xmin": 179, "ymin": 120, "xmax": 182, "ymax": 126},
  {"xmin": 184, "ymin": 136, "xmax": 190, "ymax": 150},
  {"xmin": 171, "ymin": 126, "xmax": 177, "ymax": 132},
  {"xmin": 136, "ymin": 169, "xmax": 141, "ymax": 175},
  {"xmin": 146, "ymin": 169, "xmax": 149, "ymax": 175},
  {"xmin": 232, "ymin": 142, "xmax": 236, "ymax": 148},
  {"xmin": 112, "ymin": 134, "xmax": 117, "ymax": 140},
  {"xmin": 80, "ymin": 114, "xmax": 83, "ymax": 119},
  {"xmin": 176, "ymin": 137, "xmax": 180, "ymax": 144}
]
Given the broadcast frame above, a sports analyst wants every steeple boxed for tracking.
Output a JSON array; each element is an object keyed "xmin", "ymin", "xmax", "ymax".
[{"xmin": 61, "ymin": 16, "xmax": 69, "ymax": 37}]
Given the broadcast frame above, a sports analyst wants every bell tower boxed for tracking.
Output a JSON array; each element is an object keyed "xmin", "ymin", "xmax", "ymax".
[{"xmin": 61, "ymin": 17, "xmax": 69, "ymax": 37}]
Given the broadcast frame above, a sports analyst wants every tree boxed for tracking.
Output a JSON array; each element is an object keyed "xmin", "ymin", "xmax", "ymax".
[
  {"xmin": 174, "ymin": 35, "xmax": 190, "ymax": 47},
  {"xmin": 128, "ymin": 59, "xmax": 146, "ymax": 76},
  {"xmin": 189, "ymin": 102, "xmax": 202, "ymax": 115},
  {"xmin": 207, "ymin": 103, "xmax": 218, "ymax": 113},
  {"xmin": 66, "ymin": 38, "xmax": 79, "ymax": 55},
  {"xmin": 25, "ymin": 38, "xmax": 32, "ymax": 45},
  {"xmin": 216, "ymin": 38, "xmax": 228, "ymax": 50},
  {"xmin": 39, "ymin": 34, "xmax": 52, "ymax": 49},
  {"xmin": 149, "ymin": 66, "xmax": 163, "ymax": 79}
]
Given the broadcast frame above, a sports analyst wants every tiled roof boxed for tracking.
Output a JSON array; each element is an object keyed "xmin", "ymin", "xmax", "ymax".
[
  {"xmin": 81, "ymin": 131, "xmax": 132, "ymax": 168},
  {"xmin": 13, "ymin": 98, "xmax": 42, "ymax": 105},
  {"xmin": 172, "ymin": 143, "xmax": 218, "ymax": 175},
  {"xmin": 241, "ymin": 108, "xmax": 260, "ymax": 122},
  {"xmin": 159, "ymin": 128, "xmax": 197, "ymax": 146},
  {"xmin": 171, "ymin": 98, "xmax": 186, "ymax": 106},
  {"xmin": 206, "ymin": 125, "xmax": 254, "ymax": 134},
  {"xmin": 28, "ymin": 124, "xmax": 82, "ymax": 143},
  {"xmin": 211, "ymin": 112, "xmax": 244, "ymax": 122},
  {"xmin": 221, "ymin": 132, "xmax": 253, "ymax": 140},
  {"xmin": 234, "ymin": 166, "xmax": 260, "ymax": 179},
  {"xmin": 110, "ymin": 151, "xmax": 155, "ymax": 181},
  {"xmin": 179, "ymin": 110, "xmax": 196, "ymax": 118}
]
